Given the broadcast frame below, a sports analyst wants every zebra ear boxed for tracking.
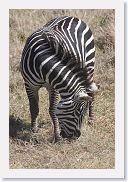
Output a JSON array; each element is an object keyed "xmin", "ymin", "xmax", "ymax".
[{"xmin": 75, "ymin": 92, "xmax": 92, "ymax": 102}]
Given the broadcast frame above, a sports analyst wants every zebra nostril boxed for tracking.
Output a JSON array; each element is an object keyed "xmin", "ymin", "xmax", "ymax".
[{"xmin": 76, "ymin": 130, "xmax": 81, "ymax": 138}]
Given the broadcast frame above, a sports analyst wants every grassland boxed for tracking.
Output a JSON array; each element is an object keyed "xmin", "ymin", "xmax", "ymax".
[{"xmin": 9, "ymin": 9, "xmax": 115, "ymax": 169}]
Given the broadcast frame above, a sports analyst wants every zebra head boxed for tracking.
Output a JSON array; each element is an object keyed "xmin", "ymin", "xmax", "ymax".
[{"xmin": 55, "ymin": 91, "xmax": 92, "ymax": 139}]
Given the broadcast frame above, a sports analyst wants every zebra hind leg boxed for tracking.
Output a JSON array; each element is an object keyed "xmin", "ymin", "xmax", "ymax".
[
  {"xmin": 25, "ymin": 83, "xmax": 39, "ymax": 132},
  {"xmin": 48, "ymin": 88, "xmax": 62, "ymax": 142}
]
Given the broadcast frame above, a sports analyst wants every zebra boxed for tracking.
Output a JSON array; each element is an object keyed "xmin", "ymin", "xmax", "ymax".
[{"xmin": 20, "ymin": 16, "xmax": 98, "ymax": 142}]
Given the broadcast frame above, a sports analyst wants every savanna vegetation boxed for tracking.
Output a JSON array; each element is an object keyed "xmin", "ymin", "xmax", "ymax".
[{"xmin": 9, "ymin": 9, "xmax": 115, "ymax": 169}]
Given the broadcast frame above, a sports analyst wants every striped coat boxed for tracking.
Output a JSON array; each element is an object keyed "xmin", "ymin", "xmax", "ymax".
[{"xmin": 21, "ymin": 16, "xmax": 98, "ymax": 142}]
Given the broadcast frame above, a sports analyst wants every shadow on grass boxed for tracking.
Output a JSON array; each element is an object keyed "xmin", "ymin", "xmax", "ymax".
[
  {"xmin": 9, "ymin": 115, "xmax": 48, "ymax": 144},
  {"xmin": 9, "ymin": 115, "xmax": 31, "ymax": 142}
]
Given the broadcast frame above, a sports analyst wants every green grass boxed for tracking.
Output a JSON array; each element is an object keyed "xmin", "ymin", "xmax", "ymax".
[{"xmin": 9, "ymin": 9, "xmax": 115, "ymax": 169}]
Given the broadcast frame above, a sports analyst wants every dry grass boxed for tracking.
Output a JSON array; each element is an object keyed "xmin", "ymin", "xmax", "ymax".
[{"xmin": 9, "ymin": 9, "xmax": 115, "ymax": 169}]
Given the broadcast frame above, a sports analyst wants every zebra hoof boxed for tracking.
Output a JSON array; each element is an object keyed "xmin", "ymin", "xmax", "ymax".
[{"xmin": 31, "ymin": 126, "xmax": 38, "ymax": 133}]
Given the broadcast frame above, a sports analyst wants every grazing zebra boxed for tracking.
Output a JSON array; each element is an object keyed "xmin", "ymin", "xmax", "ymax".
[{"xmin": 20, "ymin": 16, "xmax": 98, "ymax": 142}]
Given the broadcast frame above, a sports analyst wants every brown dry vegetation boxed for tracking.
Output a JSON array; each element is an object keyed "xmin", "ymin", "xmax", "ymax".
[{"xmin": 9, "ymin": 9, "xmax": 115, "ymax": 169}]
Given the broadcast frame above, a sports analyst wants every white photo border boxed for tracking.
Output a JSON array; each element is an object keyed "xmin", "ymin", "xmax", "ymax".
[{"xmin": 0, "ymin": 0, "xmax": 124, "ymax": 179}]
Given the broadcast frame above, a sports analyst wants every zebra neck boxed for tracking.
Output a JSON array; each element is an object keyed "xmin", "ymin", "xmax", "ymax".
[{"xmin": 39, "ymin": 53, "xmax": 87, "ymax": 99}]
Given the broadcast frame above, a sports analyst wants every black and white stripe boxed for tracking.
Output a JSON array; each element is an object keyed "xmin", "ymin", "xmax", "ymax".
[{"xmin": 21, "ymin": 16, "xmax": 98, "ymax": 142}]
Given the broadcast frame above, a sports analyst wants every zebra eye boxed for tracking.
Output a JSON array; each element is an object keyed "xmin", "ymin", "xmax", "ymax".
[
  {"xmin": 75, "ymin": 92, "xmax": 92, "ymax": 102},
  {"xmin": 57, "ymin": 102, "xmax": 63, "ymax": 109}
]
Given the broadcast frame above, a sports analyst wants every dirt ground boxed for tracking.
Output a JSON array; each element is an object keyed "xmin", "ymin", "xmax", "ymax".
[{"xmin": 9, "ymin": 9, "xmax": 115, "ymax": 169}]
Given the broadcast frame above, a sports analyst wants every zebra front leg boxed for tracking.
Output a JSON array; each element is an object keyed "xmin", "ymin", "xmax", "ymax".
[
  {"xmin": 25, "ymin": 83, "xmax": 39, "ymax": 132},
  {"xmin": 48, "ymin": 88, "xmax": 61, "ymax": 142},
  {"xmin": 88, "ymin": 92, "xmax": 95, "ymax": 125}
]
